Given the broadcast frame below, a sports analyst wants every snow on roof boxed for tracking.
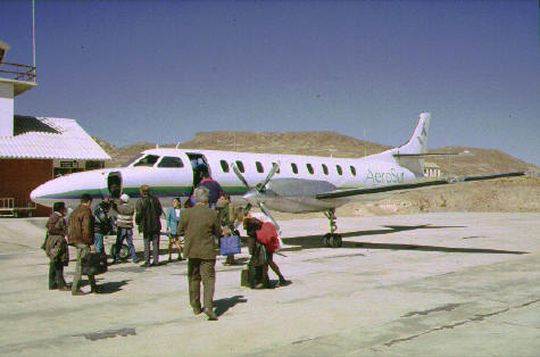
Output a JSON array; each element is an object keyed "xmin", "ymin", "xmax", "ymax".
[{"xmin": 0, "ymin": 116, "xmax": 111, "ymax": 160}]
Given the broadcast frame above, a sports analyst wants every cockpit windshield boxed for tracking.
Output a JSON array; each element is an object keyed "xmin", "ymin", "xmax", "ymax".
[{"xmin": 133, "ymin": 154, "xmax": 160, "ymax": 167}]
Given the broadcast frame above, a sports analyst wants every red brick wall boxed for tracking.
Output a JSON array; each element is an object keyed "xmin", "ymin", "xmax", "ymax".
[{"xmin": 0, "ymin": 159, "xmax": 53, "ymax": 216}]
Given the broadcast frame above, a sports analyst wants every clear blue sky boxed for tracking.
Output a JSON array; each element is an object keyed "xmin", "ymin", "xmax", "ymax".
[{"xmin": 2, "ymin": 1, "xmax": 539, "ymax": 165}]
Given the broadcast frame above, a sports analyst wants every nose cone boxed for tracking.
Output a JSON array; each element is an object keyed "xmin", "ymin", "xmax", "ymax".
[
  {"xmin": 31, "ymin": 170, "xmax": 108, "ymax": 207},
  {"xmin": 30, "ymin": 183, "xmax": 52, "ymax": 207}
]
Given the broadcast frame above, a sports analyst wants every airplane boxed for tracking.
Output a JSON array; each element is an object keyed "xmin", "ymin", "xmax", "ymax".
[{"xmin": 30, "ymin": 112, "xmax": 525, "ymax": 247}]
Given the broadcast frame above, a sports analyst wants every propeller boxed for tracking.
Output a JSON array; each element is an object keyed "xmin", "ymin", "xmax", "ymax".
[{"xmin": 231, "ymin": 161, "xmax": 281, "ymax": 232}]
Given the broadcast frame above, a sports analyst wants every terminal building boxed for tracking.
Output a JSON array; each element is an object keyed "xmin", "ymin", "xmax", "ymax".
[{"xmin": 0, "ymin": 41, "xmax": 110, "ymax": 217}]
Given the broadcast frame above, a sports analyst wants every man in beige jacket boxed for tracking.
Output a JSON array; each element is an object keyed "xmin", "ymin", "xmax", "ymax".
[{"xmin": 178, "ymin": 186, "xmax": 223, "ymax": 320}]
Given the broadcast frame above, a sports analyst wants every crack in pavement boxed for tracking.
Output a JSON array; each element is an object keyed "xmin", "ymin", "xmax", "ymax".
[
  {"xmin": 401, "ymin": 303, "xmax": 462, "ymax": 318},
  {"xmin": 72, "ymin": 327, "xmax": 137, "ymax": 341},
  {"xmin": 304, "ymin": 252, "xmax": 366, "ymax": 262},
  {"xmin": 383, "ymin": 298, "xmax": 540, "ymax": 348}
]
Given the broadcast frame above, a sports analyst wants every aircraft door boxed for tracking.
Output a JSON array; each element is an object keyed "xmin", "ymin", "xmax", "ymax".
[
  {"xmin": 107, "ymin": 171, "xmax": 122, "ymax": 199},
  {"xmin": 185, "ymin": 153, "xmax": 210, "ymax": 187}
]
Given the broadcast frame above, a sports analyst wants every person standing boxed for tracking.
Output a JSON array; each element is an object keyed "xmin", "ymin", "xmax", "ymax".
[
  {"xmin": 165, "ymin": 197, "xmax": 183, "ymax": 262},
  {"xmin": 216, "ymin": 194, "xmax": 237, "ymax": 265},
  {"xmin": 45, "ymin": 202, "xmax": 70, "ymax": 291},
  {"xmin": 178, "ymin": 186, "xmax": 223, "ymax": 321},
  {"xmin": 135, "ymin": 185, "xmax": 163, "ymax": 267},
  {"xmin": 112, "ymin": 193, "xmax": 138, "ymax": 264},
  {"xmin": 196, "ymin": 169, "xmax": 224, "ymax": 208},
  {"xmin": 93, "ymin": 200, "xmax": 113, "ymax": 254},
  {"xmin": 68, "ymin": 194, "xmax": 98, "ymax": 295}
]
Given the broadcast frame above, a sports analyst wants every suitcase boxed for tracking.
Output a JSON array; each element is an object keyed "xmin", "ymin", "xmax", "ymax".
[
  {"xmin": 81, "ymin": 252, "xmax": 108, "ymax": 275},
  {"xmin": 240, "ymin": 266, "xmax": 250, "ymax": 287},
  {"xmin": 240, "ymin": 263, "xmax": 263, "ymax": 288}
]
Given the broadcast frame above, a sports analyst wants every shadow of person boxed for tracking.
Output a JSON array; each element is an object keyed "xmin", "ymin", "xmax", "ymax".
[
  {"xmin": 214, "ymin": 295, "xmax": 247, "ymax": 317},
  {"xmin": 96, "ymin": 279, "xmax": 130, "ymax": 294}
]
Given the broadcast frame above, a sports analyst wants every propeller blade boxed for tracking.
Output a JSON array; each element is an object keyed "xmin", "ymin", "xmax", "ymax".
[
  {"xmin": 257, "ymin": 161, "xmax": 280, "ymax": 193},
  {"xmin": 258, "ymin": 202, "xmax": 281, "ymax": 234},
  {"xmin": 231, "ymin": 162, "xmax": 250, "ymax": 189}
]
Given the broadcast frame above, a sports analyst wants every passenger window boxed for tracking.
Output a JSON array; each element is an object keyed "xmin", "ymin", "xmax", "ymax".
[
  {"xmin": 350, "ymin": 165, "xmax": 356, "ymax": 176},
  {"xmin": 291, "ymin": 163, "xmax": 298, "ymax": 174},
  {"xmin": 306, "ymin": 163, "xmax": 314, "ymax": 175},
  {"xmin": 336, "ymin": 165, "xmax": 343, "ymax": 175},
  {"xmin": 322, "ymin": 164, "xmax": 329, "ymax": 175},
  {"xmin": 157, "ymin": 156, "xmax": 184, "ymax": 168},
  {"xmin": 220, "ymin": 160, "xmax": 229, "ymax": 173},
  {"xmin": 256, "ymin": 161, "xmax": 264, "ymax": 173},
  {"xmin": 134, "ymin": 155, "xmax": 160, "ymax": 167},
  {"xmin": 236, "ymin": 160, "xmax": 245, "ymax": 173}
]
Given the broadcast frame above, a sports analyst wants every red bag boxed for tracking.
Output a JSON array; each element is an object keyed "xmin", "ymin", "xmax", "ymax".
[{"xmin": 256, "ymin": 222, "xmax": 280, "ymax": 253}]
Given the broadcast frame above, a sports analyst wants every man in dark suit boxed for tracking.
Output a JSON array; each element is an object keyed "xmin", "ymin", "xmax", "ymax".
[
  {"xmin": 178, "ymin": 186, "xmax": 223, "ymax": 321},
  {"xmin": 135, "ymin": 185, "xmax": 163, "ymax": 267}
]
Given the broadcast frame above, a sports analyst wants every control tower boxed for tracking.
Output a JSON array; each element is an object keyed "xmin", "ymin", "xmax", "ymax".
[{"xmin": 0, "ymin": 40, "xmax": 37, "ymax": 137}]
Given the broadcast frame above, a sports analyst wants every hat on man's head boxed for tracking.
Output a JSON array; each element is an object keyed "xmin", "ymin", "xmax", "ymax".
[
  {"xmin": 120, "ymin": 193, "xmax": 130, "ymax": 202},
  {"xmin": 139, "ymin": 184, "xmax": 150, "ymax": 193},
  {"xmin": 53, "ymin": 202, "xmax": 65, "ymax": 212}
]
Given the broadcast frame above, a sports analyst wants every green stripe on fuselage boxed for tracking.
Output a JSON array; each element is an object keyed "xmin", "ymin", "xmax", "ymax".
[{"xmin": 42, "ymin": 185, "xmax": 249, "ymax": 200}]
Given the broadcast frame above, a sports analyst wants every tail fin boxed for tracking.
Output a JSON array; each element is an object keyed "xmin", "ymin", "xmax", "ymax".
[
  {"xmin": 394, "ymin": 112, "xmax": 431, "ymax": 177},
  {"xmin": 398, "ymin": 112, "xmax": 431, "ymax": 154}
]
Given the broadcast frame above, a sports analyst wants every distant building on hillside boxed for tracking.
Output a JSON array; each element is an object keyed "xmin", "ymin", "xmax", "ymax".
[
  {"xmin": 0, "ymin": 41, "xmax": 110, "ymax": 217},
  {"xmin": 424, "ymin": 162, "xmax": 441, "ymax": 178}
]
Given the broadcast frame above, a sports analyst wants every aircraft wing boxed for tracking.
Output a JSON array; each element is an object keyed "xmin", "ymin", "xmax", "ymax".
[{"xmin": 315, "ymin": 171, "xmax": 526, "ymax": 200}]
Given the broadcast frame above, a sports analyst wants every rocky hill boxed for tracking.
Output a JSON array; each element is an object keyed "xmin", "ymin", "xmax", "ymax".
[{"xmin": 94, "ymin": 131, "xmax": 539, "ymax": 215}]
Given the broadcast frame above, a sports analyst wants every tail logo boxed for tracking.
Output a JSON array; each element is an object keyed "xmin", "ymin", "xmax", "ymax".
[{"xmin": 417, "ymin": 122, "xmax": 427, "ymax": 147}]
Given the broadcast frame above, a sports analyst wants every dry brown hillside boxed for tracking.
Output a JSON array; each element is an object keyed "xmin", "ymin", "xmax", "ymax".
[{"xmin": 428, "ymin": 146, "xmax": 534, "ymax": 176}]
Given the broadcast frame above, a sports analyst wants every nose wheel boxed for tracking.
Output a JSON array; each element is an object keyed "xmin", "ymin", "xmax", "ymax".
[{"xmin": 322, "ymin": 209, "xmax": 342, "ymax": 248}]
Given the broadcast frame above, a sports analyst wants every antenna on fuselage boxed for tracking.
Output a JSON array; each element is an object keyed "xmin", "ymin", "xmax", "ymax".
[
  {"xmin": 175, "ymin": 142, "xmax": 181, "ymax": 149},
  {"xmin": 363, "ymin": 127, "xmax": 367, "ymax": 157}
]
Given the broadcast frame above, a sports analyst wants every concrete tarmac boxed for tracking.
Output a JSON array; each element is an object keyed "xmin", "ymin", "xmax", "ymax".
[{"xmin": 0, "ymin": 212, "xmax": 539, "ymax": 356}]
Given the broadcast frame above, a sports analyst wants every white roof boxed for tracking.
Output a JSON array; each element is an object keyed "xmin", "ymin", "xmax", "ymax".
[
  {"xmin": 0, "ymin": 116, "xmax": 111, "ymax": 160},
  {"xmin": 424, "ymin": 161, "xmax": 440, "ymax": 168}
]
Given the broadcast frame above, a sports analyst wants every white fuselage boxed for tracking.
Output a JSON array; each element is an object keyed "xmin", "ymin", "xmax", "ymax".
[{"xmin": 30, "ymin": 147, "xmax": 417, "ymax": 212}]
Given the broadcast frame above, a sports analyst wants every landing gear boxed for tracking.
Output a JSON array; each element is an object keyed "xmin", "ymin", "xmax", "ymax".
[{"xmin": 322, "ymin": 209, "xmax": 342, "ymax": 248}]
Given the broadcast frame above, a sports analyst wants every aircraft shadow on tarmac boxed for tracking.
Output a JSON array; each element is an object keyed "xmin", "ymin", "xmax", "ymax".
[
  {"xmin": 214, "ymin": 295, "xmax": 248, "ymax": 317},
  {"xmin": 281, "ymin": 224, "xmax": 529, "ymax": 255}
]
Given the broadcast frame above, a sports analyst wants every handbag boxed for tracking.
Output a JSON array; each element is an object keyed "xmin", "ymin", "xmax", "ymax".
[
  {"xmin": 220, "ymin": 235, "xmax": 241, "ymax": 256},
  {"xmin": 81, "ymin": 252, "xmax": 108, "ymax": 275}
]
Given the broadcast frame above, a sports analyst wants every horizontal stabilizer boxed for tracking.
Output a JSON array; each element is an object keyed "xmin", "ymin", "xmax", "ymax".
[{"xmin": 316, "ymin": 171, "xmax": 526, "ymax": 200}]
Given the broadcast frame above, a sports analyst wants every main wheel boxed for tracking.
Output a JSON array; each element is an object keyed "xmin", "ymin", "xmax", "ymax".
[
  {"xmin": 329, "ymin": 234, "xmax": 343, "ymax": 248},
  {"xmin": 322, "ymin": 233, "xmax": 332, "ymax": 247}
]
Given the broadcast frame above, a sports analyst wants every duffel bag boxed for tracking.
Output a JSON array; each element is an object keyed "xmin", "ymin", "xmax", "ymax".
[{"xmin": 81, "ymin": 252, "xmax": 108, "ymax": 275}]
